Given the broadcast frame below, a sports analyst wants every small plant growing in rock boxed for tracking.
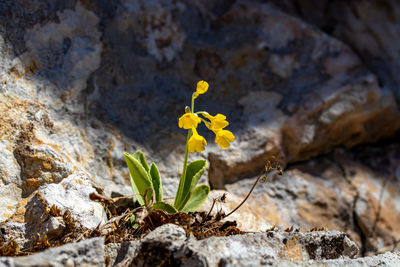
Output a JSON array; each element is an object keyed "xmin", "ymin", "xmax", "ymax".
[{"xmin": 124, "ymin": 81, "xmax": 235, "ymax": 216}]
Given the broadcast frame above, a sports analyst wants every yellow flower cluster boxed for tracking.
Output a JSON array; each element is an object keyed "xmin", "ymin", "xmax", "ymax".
[{"xmin": 178, "ymin": 81, "xmax": 235, "ymax": 153}]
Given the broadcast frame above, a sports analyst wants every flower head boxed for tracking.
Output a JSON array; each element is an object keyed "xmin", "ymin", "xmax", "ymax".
[
  {"xmin": 179, "ymin": 112, "xmax": 201, "ymax": 129},
  {"xmin": 214, "ymin": 129, "xmax": 235, "ymax": 149},
  {"xmin": 188, "ymin": 128, "xmax": 207, "ymax": 153},
  {"xmin": 204, "ymin": 113, "xmax": 229, "ymax": 130},
  {"xmin": 194, "ymin": 80, "xmax": 209, "ymax": 98}
]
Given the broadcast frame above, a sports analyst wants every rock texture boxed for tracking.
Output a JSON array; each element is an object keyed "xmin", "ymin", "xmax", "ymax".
[
  {"xmin": 0, "ymin": 237, "xmax": 105, "ymax": 267},
  {"xmin": 1, "ymin": 172, "xmax": 106, "ymax": 249},
  {"xmin": 1, "ymin": 224, "xmax": 399, "ymax": 266},
  {"xmin": 201, "ymin": 142, "xmax": 400, "ymax": 255},
  {"xmin": 102, "ymin": 224, "xmax": 400, "ymax": 266},
  {"xmin": 105, "ymin": 224, "xmax": 360, "ymax": 266},
  {"xmin": 270, "ymin": 0, "xmax": 400, "ymax": 104},
  {"xmin": 0, "ymin": 0, "xmax": 399, "ymax": 261}
]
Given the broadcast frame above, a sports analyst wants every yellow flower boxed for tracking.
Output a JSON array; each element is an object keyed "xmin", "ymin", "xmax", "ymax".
[
  {"xmin": 204, "ymin": 113, "xmax": 229, "ymax": 130},
  {"xmin": 193, "ymin": 80, "xmax": 209, "ymax": 98},
  {"xmin": 188, "ymin": 128, "xmax": 207, "ymax": 153},
  {"xmin": 179, "ymin": 113, "xmax": 201, "ymax": 129},
  {"xmin": 214, "ymin": 129, "xmax": 235, "ymax": 149}
]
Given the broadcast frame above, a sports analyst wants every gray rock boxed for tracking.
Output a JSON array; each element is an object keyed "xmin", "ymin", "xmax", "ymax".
[
  {"xmin": 1, "ymin": 172, "xmax": 106, "ymax": 249},
  {"xmin": 0, "ymin": 237, "xmax": 105, "ymax": 267},
  {"xmin": 323, "ymin": 251, "xmax": 400, "ymax": 267},
  {"xmin": 3, "ymin": 0, "xmax": 397, "ymax": 194},
  {"xmin": 0, "ymin": 0, "xmax": 400, "ymax": 260},
  {"xmin": 271, "ymin": 0, "xmax": 400, "ymax": 104},
  {"xmin": 104, "ymin": 224, "xmax": 400, "ymax": 266},
  {"xmin": 0, "ymin": 224, "xmax": 397, "ymax": 266},
  {"xmin": 105, "ymin": 224, "xmax": 360, "ymax": 266},
  {"xmin": 104, "ymin": 241, "xmax": 140, "ymax": 267}
]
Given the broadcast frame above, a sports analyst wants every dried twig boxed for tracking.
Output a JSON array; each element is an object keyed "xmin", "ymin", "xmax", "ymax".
[{"xmin": 223, "ymin": 160, "xmax": 282, "ymax": 219}]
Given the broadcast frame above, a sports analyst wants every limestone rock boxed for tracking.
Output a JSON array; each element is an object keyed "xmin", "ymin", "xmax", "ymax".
[
  {"xmin": 0, "ymin": 140, "xmax": 20, "ymax": 186},
  {"xmin": 1, "ymin": 0, "xmax": 399, "ymax": 196},
  {"xmin": 0, "ymin": 237, "xmax": 105, "ymax": 267},
  {"xmin": 1, "ymin": 172, "xmax": 106, "ymax": 249},
  {"xmin": 271, "ymin": 0, "xmax": 400, "ymax": 103},
  {"xmin": 281, "ymin": 80, "xmax": 399, "ymax": 162},
  {"xmin": 105, "ymin": 223, "xmax": 359, "ymax": 266},
  {"xmin": 0, "ymin": 0, "xmax": 399, "ymax": 260},
  {"xmin": 323, "ymin": 251, "xmax": 400, "ymax": 267},
  {"xmin": 0, "ymin": 231, "xmax": 398, "ymax": 266},
  {"xmin": 0, "ymin": 183, "xmax": 22, "ymax": 223},
  {"xmin": 105, "ymin": 241, "xmax": 140, "ymax": 267},
  {"xmin": 211, "ymin": 143, "xmax": 400, "ymax": 256}
]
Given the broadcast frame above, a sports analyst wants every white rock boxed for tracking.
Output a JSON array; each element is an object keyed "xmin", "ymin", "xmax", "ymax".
[
  {"xmin": 40, "ymin": 171, "xmax": 107, "ymax": 229},
  {"xmin": 0, "ymin": 140, "xmax": 21, "ymax": 185},
  {"xmin": 0, "ymin": 183, "xmax": 22, "ymax": 223}
]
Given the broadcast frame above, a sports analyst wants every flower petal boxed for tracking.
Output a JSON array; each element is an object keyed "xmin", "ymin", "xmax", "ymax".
[
  {"xmin": 204, "ymin": 113, "xmax": 229, "ymax": 130},
  {"xmin": 194, "ymin": 80, "xmax": 209, "ymax": 98},
  {"xmin": 178, "ymin": 113, "xmax": 201, "ymax": 129},
  {"xmin": 214, "ymin": 129, "xmax": 235, "ymax": 149},
  {"xmin": 188, "ymin": 128, "xmax": 207, "ymax": 153}
]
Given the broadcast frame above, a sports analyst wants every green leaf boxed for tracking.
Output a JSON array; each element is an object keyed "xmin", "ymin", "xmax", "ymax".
[
  {"xmin": 124, "ymin": 152, "xmax": 153, "ymax": 205},
  {"xmin": 181, "ymin": 185, "xmax": 210, "ymax": 213},
  {"xmin": 129, "ymin": 173, "xmax": 142, "ymax": 204},
  {"xmin": 132, "ymin": 150, "xmax": 150, "ymax": 173},
  {"xmin": 130, "ymin": 214, "xmax": 139, "ymax": 228},
  {"xmin": 175, "ymin": 160, "xmax": 207, "ymax": 210},
  {"xmin": 152, "ymin": 202, "xmax": 178, "ymax": 214},
  {"xmin": 149, "ymin": 162, "xmax": 163, "ymax": 202}
]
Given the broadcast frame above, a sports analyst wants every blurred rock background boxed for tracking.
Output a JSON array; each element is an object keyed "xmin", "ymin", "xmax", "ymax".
[{"xmin": 0, "ymin": 0, "xmax": 399, "ymax": 256}]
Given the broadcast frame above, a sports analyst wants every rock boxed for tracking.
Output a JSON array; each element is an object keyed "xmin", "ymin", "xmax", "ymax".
[
  {"xmin": 1, "ymin": 0, "xmax": 399, "ymax": 191},
  {"xmin": 104, "ymin": 241, "xmax": 140, "ymax": 267},
  {"xmin": 196, "ymin": 2, "xmax": 400, "ymax": 186},
  {"xmin": 0, "ymin": 237, "xmax": 105, "ymax": 267},
  {"xmin": 14, "ymin": 143, "xmax": 73, "ymax": 196},
  {"xmin": 105, "ymin": 223, "xmax": 359, "ymax": 266},
  {"xmin": 24, "ymin": 1, "xmax": 102, "ymax": 104},
  {"xmin": 0, "ymin": 223, "xmax": 396, "ymax": 266},
  {"xmin": 270, "ymin": 0, "xmax": 400, "ymax": 104},
  {"xmin": 209, "ymin": 143, "xmax": 400, "ymax": 256},
  {"xmin": 0, "ymin": 232, "xmax": 398, "ymax": 266},
  {"xmin": 207, "ymin": 160, "xmax": 357, "ymax": 235},
  {"xmin": 323, "ymin": 251, "xmax": 400, "ymax": 267},
  {"xmin": 0, "ymin": 0, "xmax": 399, "ymax": 259},
  {"xmin": 0, "ymin": 183, "xmax": 22, "ymax": 223},
  {"xmin": 4, "ymin": 0, "xmax": 392, "ymax": 190},
  {"xmin": 281, "ymin": 80, "xmax": 399, "ymax": 162},
  {"xmin": 0, "ymin": 140, "xmax": 20, "ymax": 186},
  {"xmin": 335, "ymin": 146, "xmax": 400, "ymax": 256},
  {"xmin": 131, "ymin": 223, "xmax": 207, "ymax": 266},
  {"xmin": 1, "ymin": 172, "xmax": 106, "ymax": 249},
  {"xmin": 0, "ymin": 93, "xmax": 77, "ymax": 197}
]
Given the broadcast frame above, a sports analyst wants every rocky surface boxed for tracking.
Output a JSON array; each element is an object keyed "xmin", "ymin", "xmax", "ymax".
[
  {"xmin": 201, "ymin": 142, "xmax": 400, "ymax": 256},
  {"xmin": 105, "ymin": 224, "xmax": 360, "ymax": 266},
  {"xmin": 0, "ymin": 237, "xmax": 105, "ymax": 267},
  {"xmin": 1, "ymin": 171, "xmax": 106, "ymax": 250},
  {"xmin": 1, "ymin": 226, "xmax": 399, "ymax": 266},
  {"xmin": 0, "ymin": 0, "xmax": 400, "ymax": 263},
  {"xmin": 270, "ymin": 0, "xmax": 400, "ymax": 104},
  {"xmin": 1, "ymin": 224, "xmax": 399, "ymax": 266}
]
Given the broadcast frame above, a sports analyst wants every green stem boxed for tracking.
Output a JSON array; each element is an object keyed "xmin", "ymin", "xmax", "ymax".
[
  {"xmin": 191, "ymin": 94, "xmax": 195, "ymax": 112},
  {"xmin": 175, "ymin": 129, "xmax": 190, "ymax": 207},
  {"xmin": 174, "ymin": 93, "xmax": 196, "ymax": 208}
]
